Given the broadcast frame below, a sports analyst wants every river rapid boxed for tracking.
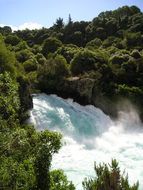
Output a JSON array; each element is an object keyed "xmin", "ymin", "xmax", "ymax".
[{"xmin": 30, "ymin": 93, "xmax": 143, "ymax": 190}]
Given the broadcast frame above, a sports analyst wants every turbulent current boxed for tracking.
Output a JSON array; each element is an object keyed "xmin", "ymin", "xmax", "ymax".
[{"xmin": 31, "ymin": 93, "xmax": 143, "ymax": 190}]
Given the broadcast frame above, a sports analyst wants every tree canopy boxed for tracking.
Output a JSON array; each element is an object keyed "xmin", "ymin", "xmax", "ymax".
[{"xmin": 0, "ymin": 5, "xmax": 142, "ymax": 190}]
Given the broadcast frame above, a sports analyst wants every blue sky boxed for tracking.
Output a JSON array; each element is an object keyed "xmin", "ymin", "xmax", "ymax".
[{"xmin": 0, "ymin": 0, "xmax": 143, "ymax": 30}]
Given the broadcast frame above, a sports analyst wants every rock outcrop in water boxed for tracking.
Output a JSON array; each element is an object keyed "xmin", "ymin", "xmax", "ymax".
[
  {"xmin": 64, "ymin": 77, "xmax": 95, "ymax": 102},
  {"xmin": 54, "ymin": 77, "xmax": 118, "ymax": 119}
]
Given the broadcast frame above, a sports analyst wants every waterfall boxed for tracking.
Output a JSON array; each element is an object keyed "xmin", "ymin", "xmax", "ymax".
[{"xmin": 31, "ymin": 93, "xmax": 143, "ymax": 190}]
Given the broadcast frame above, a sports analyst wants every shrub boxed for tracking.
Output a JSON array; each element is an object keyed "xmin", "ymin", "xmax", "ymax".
[
  {"xmin": 23, "ymin": 58, "xmax": 38, "ymax": 72},
  {"xmin": 83, "ymin": 159, "xmax": 139, "ymax": 190},
  {"xmin": 71, "ymin": 50, "xmax": 108, "ymax": 75},
  {"xmin": 86, "ymin": 38, "xmax": 102, "ymax": 49},
  {"xmin": 50, "ymin": 170, "xmax": 75, "ymax": 190},
  {"xmin": 42, "ymin": 37, "xmax": 62, "ymax": 56},
  {"xmin": 5, "ymin": 34, "xmax": 21, "ymax": 46}
]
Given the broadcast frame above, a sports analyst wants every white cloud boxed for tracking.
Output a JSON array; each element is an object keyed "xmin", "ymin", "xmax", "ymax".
[
  {"xmin": 18, "ymin": 22, "xmax": 43, "ymax": 30},
  {"xmin": 0, "ymin": 22, "xmax": 43, "ymax": 31}
]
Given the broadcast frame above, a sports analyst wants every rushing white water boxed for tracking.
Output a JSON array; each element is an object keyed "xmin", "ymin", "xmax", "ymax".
[{"xmin": 31, "ymin": 93, "xmax": 143, "ymax": 190}]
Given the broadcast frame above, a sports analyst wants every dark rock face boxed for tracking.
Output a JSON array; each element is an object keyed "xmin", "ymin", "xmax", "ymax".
[
  {"xmin": 63, "ymin": 77, "xmax": 95, "ymax": 103},
  {"xmin": 56, "ymin": 77, "xmax": 118, "ymax": 119},
  {"xmin": 42, "ymin": 77, "xmax": 143, "ymax": 121},
  {"xmin": 57, "ymin": 77, "xmax": 93, "ymax": 105},
  {"xmin": 91, "ymin": 95, "xmax": 118, "ymax": 119},
  {"xmin": 17, "ymin": 76, "xmax": 33, "ymax": 122}
]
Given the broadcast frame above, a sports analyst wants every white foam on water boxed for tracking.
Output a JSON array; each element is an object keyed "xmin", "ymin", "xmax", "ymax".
[{"xmin": 31, "ymin": 93, "xmax": 143, "ymax": 190}]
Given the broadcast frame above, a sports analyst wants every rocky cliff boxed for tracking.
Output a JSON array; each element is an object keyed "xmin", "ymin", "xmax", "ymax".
[{"xmin": 56, "ymin": 77, "xmax": 118, "ymax": 119}]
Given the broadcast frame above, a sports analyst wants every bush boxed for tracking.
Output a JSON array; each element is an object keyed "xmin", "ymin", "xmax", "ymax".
[
  {"xmin": 0, "ymin": 72, "xmax": 20, "ymax": 121},
  {"xmin": 50, "ymin": 170, "xmax": 75, "ymax": 190},
  {"xmin": 56, "ymin": 45, "xmax": 79, "ymax": 63},
  {"xmin": 82, "ymin": 159, "xmax": 139, "ymax": 190},
  {"xmin": 71, "ymin": 50, "xmax": 108, "ymax": 75},
  {"xmin": 125, "ymin": 32, "xmax": 142, "ymax": 48},
  {"xmin": 86, "ymin": 38, "xmax": 102, "ymax": 49},
  {"xmin": 116, "ymin": 84, "xmax": 143, "ymax": 99},
  {"xmin": 109, "ymin": 54, "xmax": 130, "ymax": 65},
  {"xmin": 35, "ymin": 53, "xmax": 47, "ymax": 65},
  {"xmin": 5, "ymin": 34, "xmax": 21, "ymax": 46},
  {"xmin": 130, "ymin": 49, "xmax": 141, "ymax": 59},
  {"xmin": 16, "ymin": 49, "xmax": 33, "ymax": 63},
  {"xmin": 37, "ymin": 55, "xmax": 69, "ymax": 91},
  {"xmin": 23, "ymin": 58, "xmax": 38, "ymax": 72},
  {"xmin": 42, "ymin": 37, "xmax": 62, "ymax": 56},
  {"xmin": 0, "ymin": 40, "xmax": 16, "ymax": 73}
]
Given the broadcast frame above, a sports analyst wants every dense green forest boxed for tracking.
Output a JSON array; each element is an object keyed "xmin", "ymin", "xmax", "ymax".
[{"xmin": 0, "ymin": 5, "xmax": 142, "ymax": 189}]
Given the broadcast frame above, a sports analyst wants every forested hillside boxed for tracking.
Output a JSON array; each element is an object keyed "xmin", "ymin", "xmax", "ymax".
[
  {"xmin": 1, "ymin": 5, "xmax": 143, "ymax": 117},
  {"xmin": 0, "ymin": 5, "xmax": 142, "ymax": 189}
]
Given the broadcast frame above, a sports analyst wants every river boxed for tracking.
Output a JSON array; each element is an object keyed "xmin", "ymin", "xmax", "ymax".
[{"xmin": 30, "ymin": 93, "xmax": 143, "ymax": 190}]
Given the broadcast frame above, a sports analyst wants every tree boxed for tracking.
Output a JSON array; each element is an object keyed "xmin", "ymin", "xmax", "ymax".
[
  {"xmin": 0, "ymin": 26, "xmax": 12, "ymax": 35},
  {"xmin": 34, "ymin": 130, "xmax": 62, "ymax": 190},
  {"xmin": 16, "ymin": 49, "xmax": 33, "ymax": 63},
  {"xmin": 5, "ymin": 34, "xmax": 21, "ymax": 46},
  {"xmin": 71, "ymin": 50, "xmax": 108, "ymax": 75},
  {"xmin": 86, "ymin": 38, "xmax": 102, "ymax": 49},
  {"xmin": 23, "ymin": 58, "xmax": 38, "ymax": 72},
  {"xmin": 130, "ymin": 5, "xmax": 141, "ymax": 15},
  {"xmin": 82, "ymin": 159, "xmax": 139, "ymax": 190},
  {"xmin": 0, "ymin": 157, "xmax": 36, "ymax": 190},
  {"xmin": 68, "ymin": 14, "xmax": 73, "ymax": 25},
  {"xmin": 57, "ymin": 44, "xmax": 79, "ymax": 63},
  {"xmin": 42, "ymin": 37, "xmax": 62, "ymax": 56},
  {"xmin": 54, "ymin": 17, "xmax": 64, "ymax": 31},
  {"xmin": 0, "ymin": 39, "xmax": 16, "ymax": 73},
  {"xmin": 50, "ymin": 170, "xmax": 75, "ymax": 190},
  {"xmin": 109, "ymin": 53, "xmax": 130, "ymax": 65},
  {"xmin": 37, "ymin": 55, "xmax": 69, "ymax": 92},
  {"xmin": 125, "ymin": 32, "xmax": 142, "ymax": 48},
  {"xmin": 0, "ymin": 72, "xmax": 20, "ymax": 122}
]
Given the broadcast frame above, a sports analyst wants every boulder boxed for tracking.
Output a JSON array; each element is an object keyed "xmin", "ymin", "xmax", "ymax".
[{"xmin": 63, "ymin": 77, "xmax": 95, "ymax": 104}]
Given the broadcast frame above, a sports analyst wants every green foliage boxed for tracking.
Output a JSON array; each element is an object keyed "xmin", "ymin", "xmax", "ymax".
[
  {"xmin": 35, "ymin": 53, "xmax": 47, "ymax": 65},
  {"xmin": 23, "ymin": 58, "xmax": 38, "ymax": 72},
  {"xmin": 5, "ymin": 34, "xmax": 21, "ymax": 46},
  {"xmin": 0, "ymin": 157, "xmax": 36, "ymax": 189},
  {"xmin": 71, "ymin": 50, "xmax": 97, "ymax": 75},
  {"xmin": 130, "ymin": 49, "xmax": 141, "ymax": 59},
  {"xmin": 16, "ymin": 49, "xmax": 33, "ymax": 63},
  {"xmin": 42, "ymin": 37, "xmax": 62, "ymax": 56},
  {"xmin": 0, "ymin": 5, "xmax": 143, "ymax": 190},
  {"xmin": 116, "ymin": 85, "xmax": 143, "ymax": 106},
  {"xmin": 56, "ymin": 44, "xmax": 79, "ymax": 63},
  {"xmin": 50, "ymin": 170, "xmax": 75, "ymax": 190},
  {"xmin": 37, "ymin": 55, "xmax": 69, "ymax": 91},
  {"xmin": 0, "ymin": 125, "xmax": 63, "ymax": 190},
  {"xmin": 86, "ymin": 38, "xmax": 102, "ymax": 49},
  {"xmin": 102, "ymin": 37, "xmax": 124, "ymax": 49},
  {"xmin": 0, "ymin": 39, "xmax": 16, "ymax": 73},
  {"xmin": 109, "ymin": 53, "xmax": 130, "ymax": 65},
  {"xmin": 15, "ymin": 40, "xmax": 29, "ymax": 51},
  {"xmin": 17, "ymin": 76, "xmax": 33, "ymax": 121},
  {"xmin": 125, "ymin": 32, "xmax": 142, "ymax": 48},
  {"xmin": 54, "ymin": 17, "xmax": 64, "ymax": 31},
  {"xmin": 0, "ymin": 72, "xmax": 20, "ymax": 121},
  {"xmin": 0, "ymin": 26, "xmax": 12, "ymax": 35},
  {"xmin": 34, "ymin": 130, "xmax": 62, "ymax": 190},
  {"xmin": 71, "ymin": 50, "xmax": 108, "ymax": 75},
  {"xmin": 31, "ymin": 44, "xmax": 42, "ymax": 54},
  {"xmin": 82, "ymin": 159, "xmax": 139, "ymax": 190}
]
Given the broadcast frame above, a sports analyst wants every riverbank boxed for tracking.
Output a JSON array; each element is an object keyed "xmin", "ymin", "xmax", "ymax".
[{"xmin": 37, "ymin": 76, "xmax": 143, "ymax": 122}]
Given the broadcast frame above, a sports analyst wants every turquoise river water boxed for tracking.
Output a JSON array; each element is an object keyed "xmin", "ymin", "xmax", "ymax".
[{"xmin": 30, "ymin": 93, "xmax": 143, "ymax": 190}]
